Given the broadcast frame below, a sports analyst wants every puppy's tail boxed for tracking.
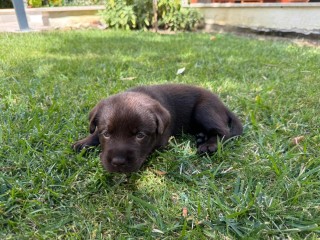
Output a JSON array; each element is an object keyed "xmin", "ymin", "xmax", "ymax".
[{"xmin": 227, "ymin": 110, "xmax": 243, "ymax": 138}]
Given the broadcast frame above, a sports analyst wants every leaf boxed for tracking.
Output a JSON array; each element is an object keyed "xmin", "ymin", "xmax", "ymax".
[
  {"xmin": 129, "ymin": 195, "xmax": 157, "ymax": 211},
  {"xmin": 120, "ymin": 77, "xmax": 136, "ymax": 81},
  {"xmin": 152, "ymin": 169, "xmax": 167, "ymax": 176},
  {"xmin": 292, "ymin": 136, "xmax": 305, "ymax": 145},
  {"xmin": 144, "ymin": 18, "xmax": 150, "ymax": 26},
  {"xmin": 152, "ymin": 229, "xmax": 164, "ymax": 234},
  {"xmin": 182, "ymin": 207, "xmax": 188, "ymax": 218},
  {"xmin": 176, "ymin": 67, "xmax": 185, "ymax": 75}
]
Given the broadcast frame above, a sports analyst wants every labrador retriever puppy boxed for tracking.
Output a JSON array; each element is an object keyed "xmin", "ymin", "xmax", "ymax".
[{"xmin": 73, "ymin": 84, "xmax": 243, "ymax": 173}]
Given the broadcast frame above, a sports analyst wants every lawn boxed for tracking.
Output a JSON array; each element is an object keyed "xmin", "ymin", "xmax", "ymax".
[{"xmin": 0, "ymin": 30, "xmax": 319, "ymax": 239}]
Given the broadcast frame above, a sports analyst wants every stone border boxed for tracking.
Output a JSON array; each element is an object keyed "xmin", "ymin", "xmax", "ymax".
[
  {"xmin": 0, "ymin": 5, "xmax": 105, "ymax": 31},
  {"xmin": 1, "ymin": 4, "xmax": 320, "ymax": 33},
  {"xmin": 183, "ymin": 2, "xmax": 320, "ymax": 34}
]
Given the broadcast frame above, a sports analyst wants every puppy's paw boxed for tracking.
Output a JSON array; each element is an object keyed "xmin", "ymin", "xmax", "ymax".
[
  {"xmin": 72, "ymin": 140, "xmax": 88, "ymax": 152},
  {"xmin": 196, "ymin": 132, "xmax": 208, "ymax": 146},
  {"xmin": 197, "ymin": 142, "xmax": 217, "ymax": 154}
]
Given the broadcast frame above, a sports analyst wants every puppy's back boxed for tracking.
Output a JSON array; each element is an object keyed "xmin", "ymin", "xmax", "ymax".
[{"xmin": 129, "ymin": 84, "xmax": 225, "ymax": 134}]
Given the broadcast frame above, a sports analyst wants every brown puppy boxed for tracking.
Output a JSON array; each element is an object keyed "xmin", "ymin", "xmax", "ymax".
[{"xmin": 73, "ymin": 84, "xmax": 243, "ymax": 173}]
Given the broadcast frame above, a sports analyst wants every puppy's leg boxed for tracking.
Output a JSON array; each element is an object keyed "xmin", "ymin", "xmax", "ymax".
[
  {"xmin": 72, "ymin": 128, "xmax": 100, "ymax": 152},
  {"xmin": 194, "ymin": 106, "xmax": 230, "ymax": 154},
  {"xmin": 196, "ymin": 129, "xmax": 227, "ymax": 154},
  {"xmin": 196, "ymin": 132, "xmax": 208, "ymax": 146}
]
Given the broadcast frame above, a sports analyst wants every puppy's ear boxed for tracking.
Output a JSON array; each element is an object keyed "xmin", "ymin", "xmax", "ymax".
[
  {"xmin": 153, "ymin": 103, "xmax": 171, "ymax": 135},
  {"xmin": 89, "ymin": 105, "xmax": 99, "ymax": 134}
]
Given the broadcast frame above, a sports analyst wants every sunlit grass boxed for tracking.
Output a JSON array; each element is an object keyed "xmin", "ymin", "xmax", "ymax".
[{"xmin": 0, "ymin": 30, "xmax": 319, "ymax": 239}]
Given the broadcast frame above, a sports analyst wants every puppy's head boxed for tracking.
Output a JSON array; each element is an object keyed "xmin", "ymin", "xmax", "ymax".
[{"xmin": 89, "ymin": 92, "xmax": 170, "ymax": 173}]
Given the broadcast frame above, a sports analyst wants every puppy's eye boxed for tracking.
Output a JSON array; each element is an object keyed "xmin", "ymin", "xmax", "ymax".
[
  {"xmin": 102, "ymin": 131, "xmax": 111, "ymax": 138},
  {"xmin": 136, "ymin": 132, "xmax": 146, "ymax": 140}
]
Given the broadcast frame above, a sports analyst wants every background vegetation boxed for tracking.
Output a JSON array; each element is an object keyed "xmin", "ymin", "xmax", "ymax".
[
  {"xmin": 0, "ymin": 0, "xmax": 104, "ymax": 8},
  {"xmin": 99, "ymin": 0, "xmax": 202, "ymax": 31},
  {"xmin": 0, "ymin": 0, "xmax": 13, "ymax": 8},
  {"xmin": 0, "ymin": 30, "xmax": 319, "ymax": 239},
  {"xmin": 6, "ymin": 0, "xmax": 201, "ymax": 31}
]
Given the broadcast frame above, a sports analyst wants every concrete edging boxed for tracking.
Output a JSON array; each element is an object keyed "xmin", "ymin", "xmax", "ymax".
[
  {"xmin": 0, "ymin": 5, "xmax": 105, "ymax": 32},
  {"xmin": 183, "ymin": 2, "xmax": 320, "ymax": 34},
  {"xmin": 1, "ymin": 4, "xmax": 320, "ymax": 33}
]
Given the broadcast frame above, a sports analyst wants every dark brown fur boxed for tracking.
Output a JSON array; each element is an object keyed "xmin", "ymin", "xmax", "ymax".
[{"xmin": 73, "ymin": 84, "xmax": 243, "ymax": 173}]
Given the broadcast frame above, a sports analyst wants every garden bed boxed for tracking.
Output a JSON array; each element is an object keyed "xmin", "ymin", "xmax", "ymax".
[{"xmin": 1, "ymin": 3, "xmax": 320, "ymax": 33}]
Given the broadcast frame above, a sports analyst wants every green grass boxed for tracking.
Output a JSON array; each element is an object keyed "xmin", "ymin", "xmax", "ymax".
[{"xmin": 0, "ymin": 30, "xmax": 319, "ymax": 239}]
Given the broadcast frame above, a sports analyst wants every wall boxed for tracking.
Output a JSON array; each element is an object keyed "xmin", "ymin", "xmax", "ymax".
[
  {"xmin": 0, "ymin": 6, "xmax": 104, "ymax": 31},
  {"xmin": 183, "ymin": 3, "xmax": 320, "ymax": 34},
  {"xmin": 2, "ymin": 4, "xmax": 320, "ymax": 34}
]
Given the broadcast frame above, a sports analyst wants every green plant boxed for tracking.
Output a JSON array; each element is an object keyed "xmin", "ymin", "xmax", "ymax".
[
  {"xmin": 99, "ymin": 0, "xmax": 136, "ymax": 30},
  {"xmin": 0, "ymin": 0, "xmax": 13, "ymax": 8},
  {"xmin": 28, "ymin": 0, "xmax": 42, "ymax": 7},
  {"xmin": 158, "ymin": 0, "xmax": 201, "ymax": 31},
  {"xmin": 99, "ymin": 0, "xmax": 202, "ymax": 31},
  {"xmin": 162, "ymin": 7, "xmax": 201, "ymax": 30},
  {"xmin": 130, "ymin": 0, "xmax": 153, "ymax": 30},
  {"xmin": 63, "ymin": 0, "xmax": 104, "ymax": 6},
  {"xmin": 49, "ymin": 0, "xmax": 63, "ymax": 6}
]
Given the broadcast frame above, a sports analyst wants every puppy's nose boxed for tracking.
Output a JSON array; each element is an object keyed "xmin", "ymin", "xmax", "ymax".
[{"xmin": 111, "ymin": 157, "xmax": 126, "ymax": 166}]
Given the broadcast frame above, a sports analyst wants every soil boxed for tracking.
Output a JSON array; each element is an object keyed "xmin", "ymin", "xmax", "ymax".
[{"xmin": 204, "ymin": 25, "xmax": 320, "ymax": 48}]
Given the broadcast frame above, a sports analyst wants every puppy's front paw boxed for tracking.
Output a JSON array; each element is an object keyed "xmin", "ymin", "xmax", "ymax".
[
  {"xmin": 197, "ymin": 142, "xmax": 217, "ymax": 154},
  {"xmin": 196, "ymin": 132, "xmax": 208, "ymax": 147},
  {"xmin": 72, "ymin": 140, "xmax": 88, "ymax": 152}
]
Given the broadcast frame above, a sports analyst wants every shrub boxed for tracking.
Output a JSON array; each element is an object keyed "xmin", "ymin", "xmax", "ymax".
[
  {"xmin": 0, "ymin": 0, "xmax": 13, "ymax": 8},
  {"xmin": 158, "ymin": 0, "xmax": 201, "ymax": 31},
  {"xmin": 29, "ymin": 0, "xmax": 63, "ymax": 8},
  {"xmin": 130, "ymin": 0, "xmax": 153, "ymax": 30},
  {"xmin": 63, "ymin": 0, "xmax": 105, "ymax": 6},
  {"xmin": 28, "ymin": 0, "xmax": 43, "ymax": 7},
  {"xmin": 99, "ymin": 0, "xmax": 136, "ymax": 30},
  {"xmin": 99, "ymin": 0, "xmax": 202, "ymax": 31},
  {"xmin": 49, "ymin": 0, "xmax": 63, "ymax": 6}
]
